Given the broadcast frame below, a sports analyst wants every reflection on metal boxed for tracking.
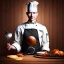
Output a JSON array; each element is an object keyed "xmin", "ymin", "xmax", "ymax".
[{"xmin": 5, "ymin": 31, "xmax": 12, "ymax": 40}]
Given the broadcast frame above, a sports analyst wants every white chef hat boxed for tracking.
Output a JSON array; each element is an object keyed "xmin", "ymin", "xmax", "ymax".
[{"xmin": 27, "ymin": 1, "xmax": 39, "ymax": 12}]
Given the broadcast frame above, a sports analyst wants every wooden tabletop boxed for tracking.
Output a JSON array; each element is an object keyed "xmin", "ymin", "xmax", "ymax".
[{"xmin": 0, "ymin": 55, "xmax": 64, "ymax": 64}]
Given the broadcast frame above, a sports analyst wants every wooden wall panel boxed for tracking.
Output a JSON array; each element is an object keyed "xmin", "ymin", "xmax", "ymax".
[{"xmin": 0, "ymin": 0, "xmax": 64, "ymax": 55}]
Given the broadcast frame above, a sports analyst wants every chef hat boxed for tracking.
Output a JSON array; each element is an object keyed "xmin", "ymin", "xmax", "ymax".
[{"xmin": 27, "ymin": 1, "xmax": 39, "ymax": 12}]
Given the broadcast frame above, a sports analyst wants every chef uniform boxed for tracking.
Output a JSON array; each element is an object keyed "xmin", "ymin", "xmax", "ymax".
[{"xmin": 12, "ymin": 1, "xmax": 50, "ymax": 54}]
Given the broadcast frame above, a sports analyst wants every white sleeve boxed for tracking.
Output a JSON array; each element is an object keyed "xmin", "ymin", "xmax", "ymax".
[
  {"xmin": 12, "ymin": 26, "xmax": 23, "ymax": 52},
  {"xmin": 41, "ymin": 27, "xmax": 50, "ymax": 51},
  {"xmin": 12, "ymin": 42, "xmax": 21, "ymax": 52}
]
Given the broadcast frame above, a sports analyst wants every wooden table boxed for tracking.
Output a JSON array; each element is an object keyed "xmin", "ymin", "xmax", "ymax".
[{"xmin": 0, "ymin": 55, "xmax": 64, "ymax": 64}]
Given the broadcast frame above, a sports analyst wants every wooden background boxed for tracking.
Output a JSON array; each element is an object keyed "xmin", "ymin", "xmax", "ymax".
[{"xmin": 0, "ymin": 0, "xmax": 64, "ymax": 55}]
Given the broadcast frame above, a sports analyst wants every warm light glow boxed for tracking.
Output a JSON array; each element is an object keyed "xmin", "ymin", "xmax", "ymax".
[{"xmin": 7, "ymin": 55, "xmax": 23, "ymax": 60}]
